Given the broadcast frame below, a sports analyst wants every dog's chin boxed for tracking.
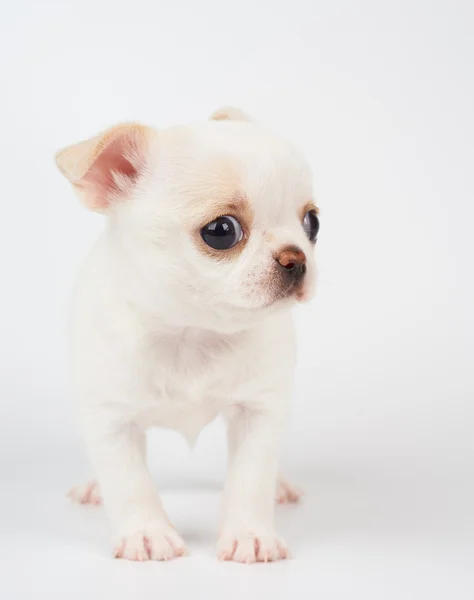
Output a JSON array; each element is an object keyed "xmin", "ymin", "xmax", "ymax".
[
  {"xmin": 173, "ymin": 282, "xmax": 313, "ymax": 334},
  {"xmin": 250, "ymin": 285, "xmax": 308, "ymax": 313},
  {"xmin": 295, "ymin": 286, "xmax": 314, "ymax": 303},
  {"xmin": 266, "ymin": 280, "xmax": 313, "ymax": 308}
]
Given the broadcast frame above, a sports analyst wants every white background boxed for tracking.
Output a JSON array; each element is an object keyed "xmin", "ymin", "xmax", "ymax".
[{"xmin": 0, "ymin": 1, "xmax": 473, "ymax": 598}]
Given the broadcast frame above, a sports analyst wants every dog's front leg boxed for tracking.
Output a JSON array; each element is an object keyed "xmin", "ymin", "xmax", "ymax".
[
  {"xmin": 218, "ymin": 403, "xmax": 289, "ymax": 563},
  {"xmin": 82, "ymin": 411, "xmax": 186, "ymax": 561}
]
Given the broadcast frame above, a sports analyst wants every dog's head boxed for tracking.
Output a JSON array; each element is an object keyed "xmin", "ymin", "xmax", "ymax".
[{"xmin": 56, "ymin": 108, "xmax": 319, "ymax": 332}]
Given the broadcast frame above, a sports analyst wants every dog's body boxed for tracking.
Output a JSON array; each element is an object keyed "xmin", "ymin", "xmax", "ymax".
[{"xmin": 57, "ymin": 108, "xmax": 318, "ymax": 563}]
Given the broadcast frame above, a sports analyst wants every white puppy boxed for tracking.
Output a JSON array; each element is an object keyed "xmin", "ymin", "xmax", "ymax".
[{"xmin": 56, "ymin": 107, "xmax": 319, "ymax": 563}]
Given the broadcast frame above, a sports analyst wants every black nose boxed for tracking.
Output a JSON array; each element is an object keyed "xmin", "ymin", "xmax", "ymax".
[{"xmin": 275, "ymin": 246, "xmax": 307, "ymax": 280}]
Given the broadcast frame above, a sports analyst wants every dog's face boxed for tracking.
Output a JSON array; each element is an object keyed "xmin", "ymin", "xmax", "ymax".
[{"xmin": 56, "ymin": 108, "xmax": 319, "ymax": 332}]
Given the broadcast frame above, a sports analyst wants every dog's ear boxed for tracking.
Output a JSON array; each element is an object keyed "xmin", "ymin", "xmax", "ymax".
[
  {"xmin": 55, "ymin": 123, "xmax": 154, "ymax": 212},
  {"xmin": 210, "ymin": 106, "xmax": 250, "ymax": 122}
]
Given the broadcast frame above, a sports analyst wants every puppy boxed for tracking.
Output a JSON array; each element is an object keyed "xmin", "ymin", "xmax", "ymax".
[{"xmin": 56, "ymin": 107, "xmax": 319, "ymax": 563}]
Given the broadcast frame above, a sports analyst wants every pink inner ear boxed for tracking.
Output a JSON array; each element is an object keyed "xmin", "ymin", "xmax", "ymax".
[{"xmin": 81, "ymin": 134, "xmax": 142, "ymax": 210}]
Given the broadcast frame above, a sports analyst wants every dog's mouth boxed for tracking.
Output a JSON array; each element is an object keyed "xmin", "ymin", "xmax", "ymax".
[
  {"xmin": 271, "ymin": 263, "xmax": 310, "ymax": 302},
  {"xmin": 257, "ymin": 279, "xmax": 308, "ymax": 310},
  {"xmin": 241, "ymin": 263, "xmax": 313, "ymax": 312},
  {"xmin": 276, "ymin": 281, "xmax": 308, "ymax": 303}
]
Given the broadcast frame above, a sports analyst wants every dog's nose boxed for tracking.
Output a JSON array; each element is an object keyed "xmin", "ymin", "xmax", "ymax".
[{"xmin": 276, "ymin": 246, "xmax": 307, "ymax": 278}]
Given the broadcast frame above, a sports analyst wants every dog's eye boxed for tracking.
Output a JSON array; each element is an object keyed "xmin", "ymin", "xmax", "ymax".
[
  {"xmin": 302, "ymin": 210, "xmax": 319, "ymax": 243},
  {"xmin": 201, "ymin": 216, "xmax": 243, "ymax": 250}
]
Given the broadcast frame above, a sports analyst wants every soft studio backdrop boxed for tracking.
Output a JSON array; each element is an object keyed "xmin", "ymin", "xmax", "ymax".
[{"xmin": 0, "ymin": 1, "xmax": 472, "ymax": 598}]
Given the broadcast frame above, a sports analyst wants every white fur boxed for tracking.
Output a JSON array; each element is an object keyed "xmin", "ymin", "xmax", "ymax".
[{"xmin": 59, "ymin": 111, "xmax": 316, "ymax": 563}]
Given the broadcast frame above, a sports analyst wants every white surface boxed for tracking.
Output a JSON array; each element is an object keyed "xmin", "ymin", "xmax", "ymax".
[{"xmin": 0, "ymin": 1, "xmax": 473, "ymax": 598}]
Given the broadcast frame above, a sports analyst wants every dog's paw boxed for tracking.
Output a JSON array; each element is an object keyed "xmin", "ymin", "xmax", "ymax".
[
  {"xmin": 217, "ymin": 527, "xmax": 289, "ymax": 563},
  {"xmin": 114, "ymin": 527, "xmax": 187, "ymax": 562},
  {"xmin": 276, "ymin": 478, "xmax": 303, "ymax": 504},
  {"xmin": 67, "ymin": 481, "xmax": 102, "ymax": 505}
]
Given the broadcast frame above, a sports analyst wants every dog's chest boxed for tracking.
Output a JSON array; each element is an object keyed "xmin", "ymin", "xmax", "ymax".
[{"xmin": 138, "ymin": 329, "xmax": 242, "ymax": 441}]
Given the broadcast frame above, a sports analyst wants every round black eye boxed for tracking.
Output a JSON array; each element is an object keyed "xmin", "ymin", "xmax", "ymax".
[
  {"xmin": 303, "ymin": 210, "xmax": 319, "ymax": 242},
  {"xmin": 201, "ymin": 216, "xmax": 243, "ymax": 250}
]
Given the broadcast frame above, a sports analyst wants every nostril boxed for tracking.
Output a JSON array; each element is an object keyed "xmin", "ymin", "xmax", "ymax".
[{"xmin": 284, "ymin": 262, "xmax": 295, "ymax": 271}]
